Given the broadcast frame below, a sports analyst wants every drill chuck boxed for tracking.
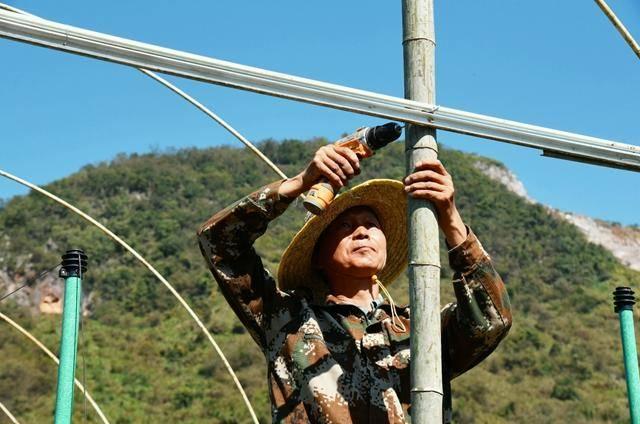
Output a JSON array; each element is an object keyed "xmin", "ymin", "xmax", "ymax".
[{"xmin": 365, "ymin": 122, "xmax": 403, "ymax": 150}]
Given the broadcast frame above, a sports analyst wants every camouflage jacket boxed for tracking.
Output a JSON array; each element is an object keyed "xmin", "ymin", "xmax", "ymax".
[{"xmin": 198, "ymin": 180, "xmax": 512, "ymax": 423}]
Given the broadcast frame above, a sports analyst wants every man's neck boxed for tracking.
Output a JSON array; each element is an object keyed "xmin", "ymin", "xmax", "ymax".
[{"xmin": 328, "ymin": 275, "xmax": 380, "ymax": 311}]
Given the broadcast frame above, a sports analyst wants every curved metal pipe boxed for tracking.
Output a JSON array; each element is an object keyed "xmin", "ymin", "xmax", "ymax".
[
  {"xmin": 0, "ymin": 400, "xmax": 20, "ymax": 424},
  {"xmin": 0, "ymin": 311, "xmax": 108, "ymax": 424},
  {"xmin": 140, "ymin": 69, "xmax": 287, "ymax": 179},
  {"xmin": 0, "ymin": 6, "xmax": 275, "ymax": 422},
  {"xmin": 0, "ymin": 169, "xmax": 259, "ymax": 423},
  {"xmin": 0, "ymin": 2, "xmax": 287, "ymax": 182},
  {"xmin": 594, "ymin": 0, "xmax": 640, "ymax": 60}
]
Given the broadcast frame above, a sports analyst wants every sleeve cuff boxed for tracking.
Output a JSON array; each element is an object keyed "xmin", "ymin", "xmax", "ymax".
[
  {"xmin": 247, "ymin": 179, "xmax": 295, "ymax": 219},
  {"xmin": 447, "ymin": 226, "xmax": 489, "ymax": 274}
]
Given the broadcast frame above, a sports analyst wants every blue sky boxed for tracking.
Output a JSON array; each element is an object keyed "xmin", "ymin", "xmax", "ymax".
[{"xmin": 1, "ymin": 0, "xmax": 639, "ymax": 225}]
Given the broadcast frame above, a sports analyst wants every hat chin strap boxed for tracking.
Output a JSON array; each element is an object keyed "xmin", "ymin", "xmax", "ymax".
[{"xmin": 372, "ymin": 275, "xmax": 407, "ymax": 333}]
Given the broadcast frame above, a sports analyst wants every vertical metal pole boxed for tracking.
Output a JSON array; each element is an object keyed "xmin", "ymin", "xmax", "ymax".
[
  {"xmin": 402, "ymin": 0, "xmax": 442, "ymax": 422},
  {"xmin": 614, "ymin": 287, "xmax": 640, "ymax": 424},
  {"xmin": 54, "ymin": 250, "xmax": 88, "ymax": 424}
]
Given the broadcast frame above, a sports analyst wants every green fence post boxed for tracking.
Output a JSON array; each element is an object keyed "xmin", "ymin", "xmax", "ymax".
[
  {"xmin": 614, "ymin": 286, "xmax": 640, "ymax": 424},
  {"xmin": 54, "ymin": 249, "xmax": 87, "ymax": 424}
]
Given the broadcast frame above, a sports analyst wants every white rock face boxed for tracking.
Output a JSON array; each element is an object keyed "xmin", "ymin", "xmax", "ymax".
[
  {"xmin": 474, "ymin": 160, "xmax": 640, "ymax": 271},
  {"xmin": 0, "ymin": 237, "xmax": 90, "ymax": 315},
  {"xmin": 473, "ymin": 162, "xmax": 534, "ymax": 203},
  {"xmin": 0, "ymin": 268, "xmax": 64, "ymax": 314},
  {"xmin": 560, "ymin": 213, "xmax": 640, "ymax": 271}
]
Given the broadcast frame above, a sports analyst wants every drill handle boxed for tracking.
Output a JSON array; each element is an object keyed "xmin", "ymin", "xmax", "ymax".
[
  {"xmin": 335, "ymin": 138, "xmax": 374, "ymax": 158},
  {"xmin": 303, "ymin": 179, "xmax": 335, "ymax": 215},
  {"xmin": 303, "ymin": 138, "xmax": 370, "ymax": 215}
]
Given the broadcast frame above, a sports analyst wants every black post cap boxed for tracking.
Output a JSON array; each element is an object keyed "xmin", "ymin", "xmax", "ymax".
[
  {"xmin": 613, "ymin": 286, "xmax": 635, "ymax": 313},
  {"xmin": 59, "ymin": 249, "xmax": 88, "ymax": 278}
]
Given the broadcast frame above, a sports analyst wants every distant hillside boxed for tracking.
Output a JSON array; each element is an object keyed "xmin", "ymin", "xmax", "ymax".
[
  {"xmin": 1, "ymin": 139, "xmax": 639, "ymax": 423},
  {"xmin": 474, "ymin": 160, "xmax": 640, "ymax": 272}
]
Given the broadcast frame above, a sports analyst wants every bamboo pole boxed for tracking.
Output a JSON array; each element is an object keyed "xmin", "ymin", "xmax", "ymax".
[{"xmin": 402, "ymin": 0, "xmax": 443, "ymax": 421}]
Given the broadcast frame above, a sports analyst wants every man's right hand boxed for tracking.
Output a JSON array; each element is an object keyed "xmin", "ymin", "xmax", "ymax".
[{"xmin": 278, "ymin": 144, "xmax": 361, "ymax": 198}]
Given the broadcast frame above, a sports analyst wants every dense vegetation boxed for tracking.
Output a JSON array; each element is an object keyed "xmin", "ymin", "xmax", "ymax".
[{"xmin": 0, "ymin": 139, "xmax": 638, "ymax": 423}]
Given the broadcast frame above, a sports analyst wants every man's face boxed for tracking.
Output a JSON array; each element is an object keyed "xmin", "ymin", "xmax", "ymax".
[{"xmin": 315, "ymin": 206, "xmax": 387, "ymax": 280}]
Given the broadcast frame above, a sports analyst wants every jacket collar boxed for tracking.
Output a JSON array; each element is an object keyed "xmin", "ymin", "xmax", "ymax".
[{"xmin": 319, "ymin": 293, "xmax": 386, "ymax": 316}]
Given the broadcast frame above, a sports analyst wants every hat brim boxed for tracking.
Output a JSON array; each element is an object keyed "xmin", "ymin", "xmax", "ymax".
[{"xmin": 278, "ymin": 179, "xmax": 407, "ymax": 293}]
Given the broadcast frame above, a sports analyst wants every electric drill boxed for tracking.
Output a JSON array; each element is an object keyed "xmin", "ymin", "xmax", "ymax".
[{"xmin": 303, "ymin": 122, "xmax": 403, "ymax": 215}]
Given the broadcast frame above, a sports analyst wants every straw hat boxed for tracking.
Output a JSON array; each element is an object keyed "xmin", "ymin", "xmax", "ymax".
[{"xmin": 278, "ymin": 179, "xmax": 408, "ymax": 293}]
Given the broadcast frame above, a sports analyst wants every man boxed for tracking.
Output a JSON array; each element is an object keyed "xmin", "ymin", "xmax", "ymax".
[{"xmin": 198, "ymin": 144, "xmax": 512, "ymax": 423}]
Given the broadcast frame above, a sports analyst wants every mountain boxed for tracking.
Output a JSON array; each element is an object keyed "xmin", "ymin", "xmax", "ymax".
[
  {"xmin": 474, "ymin": 160, "xmax": 640, "ymax": 272},
  {"xmin": 1, "ymin": 139, "xmax": 639, "ymax": 423}
]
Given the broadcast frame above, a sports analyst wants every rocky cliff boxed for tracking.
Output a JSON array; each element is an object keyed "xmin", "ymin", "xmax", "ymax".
[{"xmin": 474, "ymin": 161, "xmax": 640, "ymax": 271}]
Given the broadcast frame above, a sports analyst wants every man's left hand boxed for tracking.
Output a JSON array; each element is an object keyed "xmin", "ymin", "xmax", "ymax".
[{"xmin": 403, "ymin": 159, "xmax": 467, "ymax": 247}]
